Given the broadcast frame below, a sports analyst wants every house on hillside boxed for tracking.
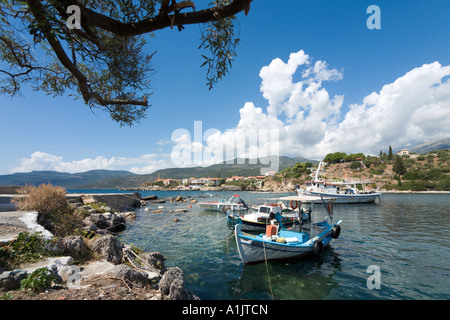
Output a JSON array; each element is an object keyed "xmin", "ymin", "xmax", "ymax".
[
  {"xmin": 396, "ymin": 148, "xmax": 409, "ymax": 156},
  {"xmin": 163, "ymin": 178, "xmax": 180, "ymax": 186},
  {"xmin": 226, "ymin": 176, "xmax": 244, "ymax": 182}
]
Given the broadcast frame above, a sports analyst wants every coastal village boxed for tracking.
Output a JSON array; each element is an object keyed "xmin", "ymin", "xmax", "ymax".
[
  {"xmin": 0, "ymin": 147, "xmax": 448, "ymax": 300},
  {"xmin": 140, "ymin": 148, "xmax": 450, "ymax": 193}
]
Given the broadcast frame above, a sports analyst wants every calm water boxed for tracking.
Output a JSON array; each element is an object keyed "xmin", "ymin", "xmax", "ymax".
[{"xmin": 70, "ymin": 190, "xmax": 450, "ymax": 300}]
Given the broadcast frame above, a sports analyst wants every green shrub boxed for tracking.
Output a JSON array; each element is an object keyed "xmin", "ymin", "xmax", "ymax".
[
  {"xmin": 350, "ymin": 161, "xmax": 362, "ymax": 170},
  {"xmin": 1, "ymin": 232, "xmax": 52, "ymax": 269},
  {"xmin": 20, "ymin": 267, "xmax": 55, "ymax": 293}
]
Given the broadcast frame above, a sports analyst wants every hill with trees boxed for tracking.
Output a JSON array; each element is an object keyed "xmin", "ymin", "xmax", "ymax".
[{"xmin": 265, "ymin": 148, "xmax": 450, "ymax": 192}]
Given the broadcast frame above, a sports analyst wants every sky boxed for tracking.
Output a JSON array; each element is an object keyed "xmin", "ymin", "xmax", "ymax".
[{"xmin": 1, "ymin": 0, "xmax": 450, "ymax": 175}]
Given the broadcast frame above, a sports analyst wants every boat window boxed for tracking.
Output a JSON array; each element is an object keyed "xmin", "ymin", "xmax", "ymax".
[{"xmin": 259, "ymin": 206, "xmax": 269, "ymax": 213}]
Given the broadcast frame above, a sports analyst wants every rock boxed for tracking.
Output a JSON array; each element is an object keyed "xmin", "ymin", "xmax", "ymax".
[
  {"xmin": 175, "ymin": 196, "xmax": 183, "ymax": 202},
  {"xmin": 142, "ymin": 195, "xmax": 158, "ymax": 201},
  {"xmin": 138, "ymin": 252, "xmax": 166, "ymax": 276},
  {"xmin": 49, "ymin": 236, "xmax": 89, "ymax": 259},
  {"xmin": 159, "ymin": 267, "xmax": 199, "ymax": 300},
  {"xmin": 0, "ymin": 269, "xmax": 28, "ymax": 291},
  {"xmin": 107, "ymin": 265, "xmax": 149, "ymax": 288},
  {"xmin": 152, "ymin": 210, "xmax": 162, "ymax": 213},
  {"xmin": 89, "ymin": 235, "xmax": 123, "ymax": 264},
  {"xmin": 47, "ymin": 256, "xmax": 75, "ymax": 283},
  {"xmin": 49, "ymin": 256, "xmax": 74, "ymax": 268},
  {"xmin": 190, "ymin": 199, "xmax": 197, "ymax": 203},
  {"xmin": 120, "ymin": 211, "xmax": 136, "ymax": 220},
  {"xmin": 173, "ymin": 209, "xmax": 188, "ymax": 213},
  {"xmin": 83, "ymin": 212, "xmax": 126, "ymax": 233},
  {"xmin": 173, "ymin": 218, "xmax": 179, "ymax": 223}
]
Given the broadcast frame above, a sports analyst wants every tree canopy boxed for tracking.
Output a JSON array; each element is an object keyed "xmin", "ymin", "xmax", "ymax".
[
  {"xmin": 0, "ymin": 0, "xmax": 253, "ymax": 125},
  {"xmin": 323, "ymin": 152, "xmax": 366, "ymax": 164}
]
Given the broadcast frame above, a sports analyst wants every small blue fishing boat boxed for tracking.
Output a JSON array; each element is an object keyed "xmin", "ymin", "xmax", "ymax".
[{"xmin": 234, "ymin": 195, "xmax": 342, "ymax": 264}]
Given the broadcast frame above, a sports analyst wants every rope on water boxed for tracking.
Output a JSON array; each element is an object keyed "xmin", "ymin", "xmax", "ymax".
[{"xmin": 262, "ymin": 238, "xmax": 275, "ymax": 300}]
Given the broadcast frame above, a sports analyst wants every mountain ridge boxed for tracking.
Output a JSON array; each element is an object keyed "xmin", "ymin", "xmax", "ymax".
[{"xmin": 0, "ymin": 156, "xmax": 316, "ymax": 189}]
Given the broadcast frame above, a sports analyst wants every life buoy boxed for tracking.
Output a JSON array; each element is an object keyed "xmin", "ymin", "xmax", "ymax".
[
  {"xmin": 331, "ymin": 225, "xmax": 341, "ymax": 239},
  {"xmin": 290, "ymin": 200, "xmax": 298, "ymax": 210},
  {"xmin": 313, "ymin": 240, "xmax": 324, "ymax": 256}
]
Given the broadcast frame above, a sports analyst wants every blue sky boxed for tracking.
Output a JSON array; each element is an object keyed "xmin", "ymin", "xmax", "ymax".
[{"xmin": 1, "ymin": 0, "xmax": 450, "ymax": 174}]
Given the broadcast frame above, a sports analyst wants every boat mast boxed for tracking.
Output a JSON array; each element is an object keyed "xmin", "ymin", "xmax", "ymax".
[{"xmin": 314, "ymin": 162, "xmax": 323, "ymax": 181}]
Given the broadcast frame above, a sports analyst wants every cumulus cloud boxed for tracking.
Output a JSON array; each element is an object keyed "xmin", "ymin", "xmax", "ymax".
[
  {"xmin": 12, "ymin": 151, "xmax": 172, "ymax": 174},
  {"xmin": 203, "ymin": 50, "xmax": 450, "ymax": 162},
  {"xmin": 12, "ymin": 51, "xmax": 450, "ymax": 174}
]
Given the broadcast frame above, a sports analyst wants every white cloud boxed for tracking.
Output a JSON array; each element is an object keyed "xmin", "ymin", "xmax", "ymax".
[
  {"xmin": 203, "ymin": 51, "xmax": 450, "ymax": 163},
  {"xmin": 12, "ymin": 151, "xmax": 172, "ymax": 174},
  {"xmin": 12, "ymin": 52, "xmax": 450, "ymax": 175}
]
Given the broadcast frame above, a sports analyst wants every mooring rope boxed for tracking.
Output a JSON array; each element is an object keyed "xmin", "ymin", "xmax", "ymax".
[{"xmin": 262, "ymin": 238, "xmax": 275, "ymax": 300}]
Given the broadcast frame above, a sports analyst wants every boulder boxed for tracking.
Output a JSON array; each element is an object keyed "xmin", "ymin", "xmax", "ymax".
[
  {"xmin": 138, "ymin": 252, "xmax": 166, "ymax": 276},
  {"xmin": 142, "ymin": 195, "xmax": 158, "ymax": 201},
  {"xmin": 83, "ymin": 212, "xmax": 126, "ymax": 233},
  {"xmin": 48, "ymin": 236, "xmax": 89, "ymax": 259},
  {"xmin": 0, "ymin": 269, "xmax": 27, "ymax": 291},
  {"xmin": 120, "ymin": 211, "xmax": 136, "ymax": 220},
  {"xmin": 89, "ymin": 235, "xmax": 123, "ymax": 264},
  {"xmin": 159, "ymin": 267, "xmax": 199, "ymax": 300},
  {"xmin": 46, "ymin": 256, "xmax": 75, "ymax": 283},
  {"xmin": 107, "ymin": 265, "xmax": 149, "ymax": 288}
]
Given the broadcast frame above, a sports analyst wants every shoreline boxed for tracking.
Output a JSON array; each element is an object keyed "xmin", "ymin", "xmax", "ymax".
[{"xmin": 116, "ymin": 188, "xmax": 450, "ymax": 195}]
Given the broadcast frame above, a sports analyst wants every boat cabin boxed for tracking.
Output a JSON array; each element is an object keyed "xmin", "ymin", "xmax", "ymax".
[{"xmin": 256, "ymin": 204, "xmax": 282, "ymax": 215}]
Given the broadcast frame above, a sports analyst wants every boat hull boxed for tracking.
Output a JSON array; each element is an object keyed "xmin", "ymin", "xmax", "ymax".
[
  {"xmin": 235, "ymin": 224, "xmax": 333, "ymax": 264},
  {"xmin": 198, "ymin": 203, "xmax": 247, "ymax": 212},
  {"xmin": 297, "ymin": 190, "xmax": 381, "ymax": 204}
]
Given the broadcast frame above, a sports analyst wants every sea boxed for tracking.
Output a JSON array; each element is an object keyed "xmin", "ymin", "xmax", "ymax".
[{"xmin": 68, "ymin": 189, "xmax": 450, "ymax": 300}]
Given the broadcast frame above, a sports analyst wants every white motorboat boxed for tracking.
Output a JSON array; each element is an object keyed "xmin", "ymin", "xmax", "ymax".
[
  {"xmin": 197, "ymin": 194, "xmax": 248, "ymax": 212},
  {"xmin": 296, "ymin": 162, "xmax": 382, "ymax": 204}
]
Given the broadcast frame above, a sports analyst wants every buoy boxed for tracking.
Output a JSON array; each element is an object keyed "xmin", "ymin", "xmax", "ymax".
[
  {"xmin": 331, "ymin": 225, "xmax": 341, "ymax": 239},
  {"xmin": 313, "ymin": 240, "xmax": 323, "ymax": 256}
]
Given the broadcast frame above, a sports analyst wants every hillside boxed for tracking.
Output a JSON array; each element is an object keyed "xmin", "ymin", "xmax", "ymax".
[
  {"xmin": 265, "ymin": 149, "xmax": 450, "ymax": 192},
  {"xmin": 409, "ymin": 137, "xmax": 450, "ymax": 154},
  {"xmin": 0, "ymin": 156, "xmax": 317, "ymax": 189},
  {"xmin": 0, "ymin": 170, "xmax": 136, "ymax": 188},
  {"xmin": 81, "ymin": 156, "xmax": 317, "ymax": 188}
]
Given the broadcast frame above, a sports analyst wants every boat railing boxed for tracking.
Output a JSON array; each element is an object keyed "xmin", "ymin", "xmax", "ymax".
[{"xmin": 325, "ymin": 178, "xmax": 374, "ymax": 185}]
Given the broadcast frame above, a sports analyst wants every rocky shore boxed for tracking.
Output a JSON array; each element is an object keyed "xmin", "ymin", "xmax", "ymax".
[{"xmin": 0, "ymin": 193, "xmax": 199, "ymax": 300}]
